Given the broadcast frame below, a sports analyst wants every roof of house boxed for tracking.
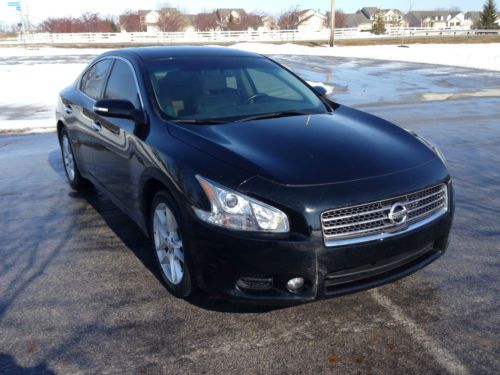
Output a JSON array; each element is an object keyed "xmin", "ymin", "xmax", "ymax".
[
  {"xmin": 344, "ymin": 13, "xmax": 371, "ymax": 27},
  {"xmin": 296, "ymin": 9, "xmax": 326, "ymax": 23},
  {"xmin": 407, "ymin": 11, "xmax": 462, "ymax": 20},
  {"xmin": 465, "ymin": 11, "xmax": 480, "ymax": 21},
  {"xmin": 361, "ymin": 7, "xmax": 379, "ymax": 16},
  {"xmin": 138, "ymin": 10, "xmax": 152, "ymax": 17},
  {"xmin": 380, "ymin": 9, "xmax": 404, "ymax": 16}
]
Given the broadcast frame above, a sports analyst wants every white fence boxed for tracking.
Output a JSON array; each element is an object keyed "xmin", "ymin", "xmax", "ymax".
[{"xmin": 18, "ymin": 28, "xmax": 500, "ymax": 45}]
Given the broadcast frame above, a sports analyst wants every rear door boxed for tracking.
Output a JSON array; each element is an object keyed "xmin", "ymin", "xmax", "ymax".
[{"xmin": 91, "ymin": 58, "xmax": 144, "ymax": 214}]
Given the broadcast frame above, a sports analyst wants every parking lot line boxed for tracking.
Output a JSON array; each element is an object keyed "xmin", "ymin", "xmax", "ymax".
[{"xmin": 371, "ymin": 289, "xmax": 469, "ymax": 375}]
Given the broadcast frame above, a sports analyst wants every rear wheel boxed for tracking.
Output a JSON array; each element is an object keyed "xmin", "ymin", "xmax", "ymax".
[
  {"xmin": 150, "ymin": 191, "xmax": 194, "ymax": 298},
  {"xmin": 59, "ymin": 128, "xmax": 84, "ymax": 189}
]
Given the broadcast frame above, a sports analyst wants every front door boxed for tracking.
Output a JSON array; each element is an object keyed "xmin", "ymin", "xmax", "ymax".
[{"xmin": 92, "ymin": 58, "xmax": 144, "ymax": 216}]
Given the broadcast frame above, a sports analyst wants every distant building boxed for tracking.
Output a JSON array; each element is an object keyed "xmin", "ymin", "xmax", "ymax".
[
  {"xmin": 406, "ymin": 11, "xmax": 467, "ymax": 29},
  {"xmin": 295, "ymin": 9, "xmax": 327, "ymax": 31},
  {"xmin": 136, "ymin": 8, "xmax": 190, "ymax": 32},
  {"xmin": 464, "ymin": 12, "xmax": 480, "ymax": 29},
  {"xmin": 343, "ymin": 13, "xmax": 372, "ymax": 31},
  {"xmin": 215, "ymin": 8, "xmax": 246, "ymax": 27},
  {"xmin": 360, "ymin": 7, "xmax": 408, "ymax": 27},
  {"xmin": 337, "ymin": 8, "xmax": 406, "ymax": 31},
  {"xmin": 139, "ymin": 10, "xmax": 160, "ymax": 32},
  {"xmin": 260, "ymin": 16, "xmax": 277, "ymax": 31}
]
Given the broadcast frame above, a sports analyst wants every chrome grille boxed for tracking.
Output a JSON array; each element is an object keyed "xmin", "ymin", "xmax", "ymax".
[{"xmin": 321, "ymin": 184, "xmax": 448, "ymax": 246}]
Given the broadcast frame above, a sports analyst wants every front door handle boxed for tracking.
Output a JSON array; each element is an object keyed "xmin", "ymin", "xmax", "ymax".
[{"xmin": 91, "ymin": 121, "xmax": 102, "ymax": 131}]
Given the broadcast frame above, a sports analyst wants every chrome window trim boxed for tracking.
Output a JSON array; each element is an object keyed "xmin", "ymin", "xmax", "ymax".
[
  {"xmin": 322, "ymin": 184, "xmax": 449, "ymax": 247},
  {"xmin": 77, "ymin": 55, "xmax": 144, "ymax": 109}
]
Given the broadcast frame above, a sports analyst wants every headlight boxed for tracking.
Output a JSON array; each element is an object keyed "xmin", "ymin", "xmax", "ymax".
[
  {"xmin": 407, "ymin": 130, "xmax": 447, "ymax": 165},
  {"xmin": 193, "ymin": 176, "xmax": 289, "ymax": 233}
]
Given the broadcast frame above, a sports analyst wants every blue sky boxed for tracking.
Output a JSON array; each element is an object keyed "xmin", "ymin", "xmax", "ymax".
[{"xmin": 0, "ymin": 0, "xmax": 483, "ymax": 24}]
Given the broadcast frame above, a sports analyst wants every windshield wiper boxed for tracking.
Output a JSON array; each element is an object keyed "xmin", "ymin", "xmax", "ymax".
[
  {"xmin": 172, "ymin": 119, "xmax": 230, "ymax": 125},
  {"xmin": 235, "ymin": 111, "xmax": 311, "ymax": 123}
]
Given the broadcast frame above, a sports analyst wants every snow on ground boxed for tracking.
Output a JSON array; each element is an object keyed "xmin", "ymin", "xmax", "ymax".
[
  {"xmin": 0, "ymin": 43, "xmax": 499, "ymax": 134},
  {"xmin": 230, "ymin": 43, "xmax": 500, "ymax": 72},
  {"xmin": 0, "ymin": 48, "xmax": 95, "ymax": 133}
]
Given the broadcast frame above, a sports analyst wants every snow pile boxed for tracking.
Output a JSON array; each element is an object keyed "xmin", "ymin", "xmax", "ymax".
[{"xmin": 230, "ymin": 43, "xmax": 500, "ymax": 72}]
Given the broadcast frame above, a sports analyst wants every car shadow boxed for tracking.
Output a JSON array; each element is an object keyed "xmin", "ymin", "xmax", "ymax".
[{"xmin": 48, "ymin": 149, "xmax": 280, "ymax": 314}]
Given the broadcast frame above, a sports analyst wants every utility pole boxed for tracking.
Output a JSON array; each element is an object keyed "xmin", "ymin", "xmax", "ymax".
[{"xmin": 329, "ymin": 0, "xmax": 336, "ymax": 47}]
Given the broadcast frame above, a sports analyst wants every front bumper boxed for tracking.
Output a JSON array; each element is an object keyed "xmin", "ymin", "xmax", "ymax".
[{"xmin": 187, "ymin": 206, "xmax": 453, "ymax": 305}]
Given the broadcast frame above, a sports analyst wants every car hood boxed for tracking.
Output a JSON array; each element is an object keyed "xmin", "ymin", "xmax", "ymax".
[{"xmin": 169, "ymin": 105, "xmax": 437, "ymax": 186}]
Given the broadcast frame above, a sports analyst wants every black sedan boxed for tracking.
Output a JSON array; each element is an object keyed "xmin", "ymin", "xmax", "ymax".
[{"xmin": 56, "ymin": 46, "xmax": 453, "ymax": 305}]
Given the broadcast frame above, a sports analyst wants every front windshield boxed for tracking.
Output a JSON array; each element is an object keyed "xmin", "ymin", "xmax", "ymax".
[{"xmin": 147, "ymin": 56, "xmax": 328, "ymax": 122}]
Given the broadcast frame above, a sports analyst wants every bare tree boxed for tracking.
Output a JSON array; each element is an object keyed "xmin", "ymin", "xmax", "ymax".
[
  {"xmin": 278, "ymin": 6, "xmax": 300, "ymax": 30},
  {"xmin": 158, "ymin": 8, "xmax": 185, "ymax": 32},
  {"xmin": 239, "ymin": 12, "xmax": 264, "ymax": 30},
  {"xmin": 39, "ymin": 17, "xmax": 83, "ymax": 33},
  {"xmin": 119, "ymin": 10, "xmax": 143, "ymax": 32},
  {"xmin": 39, "ymin": 13, "xmax": 115, "ymax": 33},
  {"xmin": 326, "ymin": 9, "xmax": 346, "ymax": 29},
  {"xmin": 81, "ymin": 12, "xmax": 115, "ymax": 32},
  {"xmin": 194, "ymin": 12, "xmax": 218, "ymax": 31}
]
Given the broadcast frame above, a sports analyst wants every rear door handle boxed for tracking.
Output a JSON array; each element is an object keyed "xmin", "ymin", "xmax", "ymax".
[
  {"xmin": 64, "ymin": 105, "xmax": 72, "ymax": 114},
  {"xmin": 91, "ymin": 121, "xmax": 102, "ymax": 131}
]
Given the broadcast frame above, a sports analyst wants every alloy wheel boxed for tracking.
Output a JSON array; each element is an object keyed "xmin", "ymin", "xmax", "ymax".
[
  {"xmin": 62, "ymin": 134, "xmax": 75, "ymax": 182},
  {"xmin": 153, "ymin": 202, "xmax": 185, "ymax": 285}
]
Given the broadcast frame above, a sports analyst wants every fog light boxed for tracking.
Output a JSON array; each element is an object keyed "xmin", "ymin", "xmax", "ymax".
[{"xmin": 287, "ymin": 277, "xmax": 305, "ymax": 292}]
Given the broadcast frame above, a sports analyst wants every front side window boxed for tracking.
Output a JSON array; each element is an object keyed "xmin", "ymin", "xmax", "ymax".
[
  {"xmin": 80, "ymin": 59, "xmax": 112, "ymax": 100},
  {"xmin": 104, "ymin": 60, "xmax": 141, "ymax": 109},
  {"xmin": 147, "ymin": 56, "xmax": 327, "ymax": 122}
]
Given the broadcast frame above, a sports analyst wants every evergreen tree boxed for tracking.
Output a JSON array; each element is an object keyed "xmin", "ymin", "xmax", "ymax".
[
  {"xmin": 480, "ymin": 0, "xmax": 499, "ymax": 29},
  {"xmin": 371, "ymin": 15, "xmax": 386, "ymax": 35}
]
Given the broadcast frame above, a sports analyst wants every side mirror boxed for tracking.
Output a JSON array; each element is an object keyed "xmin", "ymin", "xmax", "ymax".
[
  {"xmin": 312, "ymin": 85, "xmax": 328, "ymax": 97},
  {"xmin": 94, "ymin": 99, "xmax": 146, "ymax": 125}
]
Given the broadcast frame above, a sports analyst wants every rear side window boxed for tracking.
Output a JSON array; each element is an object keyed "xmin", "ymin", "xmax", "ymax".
[
  {"xmin": 80, "ymin": 59, "xmax": 112, "ymax": 100},
  {"xmin": 104, "ymin": 60, "xmax": 141, "ymax": 109}
]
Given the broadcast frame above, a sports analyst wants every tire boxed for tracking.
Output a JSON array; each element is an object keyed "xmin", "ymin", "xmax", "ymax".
[
  {"xmin": 150, "ymin": 190, "xmax": 194, "ymax": 298},
  {"xmin": 59, "ymin": 128, "xmax": 84, "ymax": 190}
]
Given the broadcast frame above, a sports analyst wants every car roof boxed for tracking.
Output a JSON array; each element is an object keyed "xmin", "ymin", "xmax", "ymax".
[{"xmin": 101, "ymin": 46, "xmax": 263, "ymax": 61}]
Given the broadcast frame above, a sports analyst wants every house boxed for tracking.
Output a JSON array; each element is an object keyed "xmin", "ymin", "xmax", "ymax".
[
  {"xmin": 260, "ymin": 16, "xmax": 277, "ymax": 31},
  {"xmin": 295, "ymin": 9, "xmax": 327, "ymax": 31},
  {"xmin": 215, "ymin": 8, "xmax": 246, "ymax": 27},
  {"xmin": 137, "ymin": 8, "xmax": 190, "ymax": 32},
  {"xmin": 359, "ymin": 7, "xmax": 407, "ymax": 27},
  {"xmin": 336, "ymin": 8, "xmax": 406, "ymax": 31},
  {"xmin": 465, "ymin": 12, "xmax": 480, "ymax": 28},
  {"xmin": 139, "ymin": 10, "xmax": 160, "ymax": 32},
  {"xmin": 406, "ymin": 11, "xmax": 467, "ymax": 29},
  {"xmin": 343, "ymin": 13, "xmax": 372, "ymax": 31}
]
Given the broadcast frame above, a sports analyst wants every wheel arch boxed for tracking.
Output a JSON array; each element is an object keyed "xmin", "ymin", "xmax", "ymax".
[
  {"xmin": 57, "ymin": 120, "xmax": 65, "ymax": 140},
  {"xmin": 141, "ymin": 173, "xmax": 180, "ymax": 236}
]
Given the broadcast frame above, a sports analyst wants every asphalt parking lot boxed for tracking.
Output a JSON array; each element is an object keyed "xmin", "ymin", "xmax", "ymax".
[{"xmin": 1, "ymin": 55, "xmax": 499, "ymax": 374}]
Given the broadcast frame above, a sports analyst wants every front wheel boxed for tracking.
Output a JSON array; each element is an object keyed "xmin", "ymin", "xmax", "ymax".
[
  {"xmin": 150, "ymin": 191, "xmax": 194, "ymax": 298},
  {"xmin": 59, "ymin": 128, "xmax": 84, "ymax": 190}
]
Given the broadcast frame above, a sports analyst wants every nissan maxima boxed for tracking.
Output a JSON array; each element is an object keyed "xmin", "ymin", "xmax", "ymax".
[{"xmin": 56, "ymin": 46, "xmax": 453, "ymax": 304}]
